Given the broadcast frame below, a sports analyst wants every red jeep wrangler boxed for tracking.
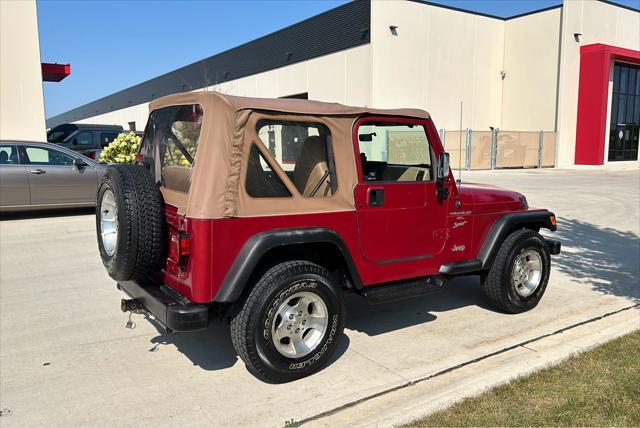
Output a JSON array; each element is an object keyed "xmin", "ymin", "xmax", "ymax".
[{"xmin": 96, "ymin": 92, "xmax": 560, "ymax": 382}]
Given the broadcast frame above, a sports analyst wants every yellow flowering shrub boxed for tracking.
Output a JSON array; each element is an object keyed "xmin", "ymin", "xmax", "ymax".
[{"xmin": 99, "ymin": 132, "xmax": 142, "ymax": 164}]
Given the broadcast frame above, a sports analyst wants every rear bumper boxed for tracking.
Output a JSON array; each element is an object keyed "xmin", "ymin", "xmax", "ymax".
[
  {"xmin": 545, "ymin": 238, "xmax": 562, "ymax": 255},
  {"xmin": 117, "ymin": 279, "xmax": 209, "ymax": 332}
]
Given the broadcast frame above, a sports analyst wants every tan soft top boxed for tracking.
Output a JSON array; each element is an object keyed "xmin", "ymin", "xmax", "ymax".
[
  {"xmin": 150, "ymin": 91, "xmax": 429, "ymax": 120},
  {"xmin": 149, "ymin": 92, "xmax": 430, "ymax": 219}
]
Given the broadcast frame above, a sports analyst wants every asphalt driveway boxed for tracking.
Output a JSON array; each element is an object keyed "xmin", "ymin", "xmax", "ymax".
[{"xmin": 1, "ymin": 166, "xmax": 638, "ymax": 427}]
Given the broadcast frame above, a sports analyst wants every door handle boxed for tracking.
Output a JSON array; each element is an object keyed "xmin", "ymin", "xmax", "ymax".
[
  {"xmin": 368, "ymin": 188, "xmax": 385, "ymax": 207},
  {"xmin": 29, "ymin": 169, "xmax": 46, "ymax": 175}
]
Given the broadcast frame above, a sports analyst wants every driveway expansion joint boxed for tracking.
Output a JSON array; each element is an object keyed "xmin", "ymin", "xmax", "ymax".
[{"xmin": 348, "ymin": 346, "xmax": 412, "ymax": 383}]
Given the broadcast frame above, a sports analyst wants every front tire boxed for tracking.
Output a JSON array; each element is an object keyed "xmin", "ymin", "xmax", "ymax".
[
  {"xmin": 481, "ymin": 229, "xmax": 551, "ymax": 314},
  {"xmin": 230, "ymin": 261, "xmax": 345, "ymax": 383}
]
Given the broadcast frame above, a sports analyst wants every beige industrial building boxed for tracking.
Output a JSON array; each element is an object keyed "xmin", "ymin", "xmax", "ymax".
[
  {"xmin": 1, "ymin": 0, "xmax": 47, "ymax": 142},
  {"xmin": 1, "ymin": 0, "xmax": 70, "ymax": 142},
  {"xmin": 5, "ymin": 0, "xmax": 640, "ymax": 168}
]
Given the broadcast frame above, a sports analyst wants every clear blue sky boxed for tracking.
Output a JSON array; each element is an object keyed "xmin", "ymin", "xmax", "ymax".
[{"xmin": 38, "ymin": 0, "xmax": 640, "ymax": 118}]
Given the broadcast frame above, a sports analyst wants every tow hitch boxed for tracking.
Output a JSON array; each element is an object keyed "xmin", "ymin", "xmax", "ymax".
[
  {"xmin": 121, "ymin": 298, "xmax": 145, "ymax": 314},
  {"xmin": 121, "ymin": 298, "xmax": 146, "ymax": 329},
  {"xmin": 116, "ymin": 281, "xmax": 209, "ymax": 332}
]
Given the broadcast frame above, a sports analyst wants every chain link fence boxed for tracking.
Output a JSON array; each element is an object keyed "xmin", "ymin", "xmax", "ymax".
[{"xmin": 439, "ymin": 129, "xmax": 556, "ymax": 170}]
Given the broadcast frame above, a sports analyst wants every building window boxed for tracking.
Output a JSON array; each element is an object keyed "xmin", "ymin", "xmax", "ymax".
[{"xmin": 609, "ymin": 63, "xmax": 640, "ymax": 162}]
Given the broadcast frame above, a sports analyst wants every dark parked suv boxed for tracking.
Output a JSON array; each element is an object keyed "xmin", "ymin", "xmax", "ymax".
[{"xmin": 47, "ymin": 124, "xmax": 141, "ymax": 159}]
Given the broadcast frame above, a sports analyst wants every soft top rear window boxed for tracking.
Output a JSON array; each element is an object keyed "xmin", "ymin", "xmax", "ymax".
[{"xmin": 141, "ymin": 104, "xmax": 203, "ymax": 193}]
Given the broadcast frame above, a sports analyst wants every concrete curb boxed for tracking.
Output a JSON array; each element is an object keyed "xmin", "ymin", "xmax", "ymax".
[{"xmin": 305, "ymin": 305, "xmax": 640, "ymax": 427}]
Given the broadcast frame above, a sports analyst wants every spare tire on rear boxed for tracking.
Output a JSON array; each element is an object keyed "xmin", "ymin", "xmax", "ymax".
[{"xmin": 96, "ymin": 164, "xmax": 165, "ymax": 281}]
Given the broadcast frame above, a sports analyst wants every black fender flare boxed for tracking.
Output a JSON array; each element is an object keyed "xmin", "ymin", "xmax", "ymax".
[
  {"xmin": 477, "ymin": 210, "xmax": 557, "ymax": 270},
  {"xmin": 214, "ymin": 227, "xmax": 362, "ymax": 302}
]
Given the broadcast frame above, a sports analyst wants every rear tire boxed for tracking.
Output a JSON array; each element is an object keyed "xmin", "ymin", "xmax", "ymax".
[
  {"xmin": 96, "ymin": 165, "xmax": 164, "ymax": 281},
  {"xmin": 481, "ymin": 229, "xmax": 550, "ymax": 314},
  {"xmin": 230, "ymin": 261, "xmax": 345, "ymax": 383}
]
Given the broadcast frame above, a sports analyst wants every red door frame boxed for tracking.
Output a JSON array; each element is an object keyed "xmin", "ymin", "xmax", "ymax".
[
  {"xmin": 575, "ymin": 44, "xmax": 640, "ymax": 165},
  {"xmin": 351, "ymin": 115, "xmax": 448, "ymax": 270}
]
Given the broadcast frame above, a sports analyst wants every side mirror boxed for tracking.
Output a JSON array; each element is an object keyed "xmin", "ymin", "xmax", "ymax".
[
  {"xmin": 438, "ymin": 152, "xmax": 450, "ymax": 179},
  {"xmin": 72, "ymin": 139, "xmax": 78, "ymax": 145},
  {"xmin": 436, "ymin": 152, "xmax": 450, "ymax": 201},
  {"xmin": 73, "ymin": 158, "xmax": 88, "ymax": 168}
]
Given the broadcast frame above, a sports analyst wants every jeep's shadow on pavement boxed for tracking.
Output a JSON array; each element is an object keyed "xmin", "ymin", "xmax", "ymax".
[
  {"xmin": 146, "ymin": 317, "xmax": 350, "ymax": 373},
  {"xmin": 551, "ymin": 218, "xmax": 640, "ymax": 302},
  {"xmin": 345, "ymin": 278, "xmax": 491, "ymax": 336},
  {"xmin": 147, "ymin": 318, "xmax": 238, "ymax": 371},
  {"xmin": 143, "ymin": 281, "xmax": 485, "ymax": 370}
]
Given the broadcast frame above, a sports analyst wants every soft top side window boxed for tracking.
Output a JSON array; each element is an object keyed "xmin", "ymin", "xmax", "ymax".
[
  {"xmin": 245, "ymin": 144, "xmax": 292, "ymax": 198},
  {"xmin": 140, "ymin": 104, "xmax": 203, "ymax": 193},
  {"xmin": 357, "ymin": 121, "xmax": 433, "ymax": 183},
  {"xmin": 254, "ymin": 120, "xmax": 337, "ymax": 198}
]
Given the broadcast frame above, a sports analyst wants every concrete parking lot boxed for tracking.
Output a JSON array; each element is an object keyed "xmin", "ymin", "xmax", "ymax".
[{"xmin": 1, "ymin": 166, "xmax": 639, "ymax": 427}]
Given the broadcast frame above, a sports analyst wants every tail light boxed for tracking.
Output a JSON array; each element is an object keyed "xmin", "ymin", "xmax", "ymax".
[
  {"xmin": 88, "ymin": 151, "xmax": 96, "ymax": 160},
  {"xmin": 179, "ymin": 233, "xmax": 191, "ymax": 257},
  {"xmin": 169, "ymin": 232, "xmax": 191, "ymax": 266}
]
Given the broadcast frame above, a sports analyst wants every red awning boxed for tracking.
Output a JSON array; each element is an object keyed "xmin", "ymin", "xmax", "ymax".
[{"xmin": 42, "ymin": 63, "xmax": 71, "ymax": 82}]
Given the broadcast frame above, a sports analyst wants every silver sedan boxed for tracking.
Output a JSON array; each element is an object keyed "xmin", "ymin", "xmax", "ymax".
[{"xmin": 0, "ymin": 141, "xmax": 108, "ymax": 212}]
